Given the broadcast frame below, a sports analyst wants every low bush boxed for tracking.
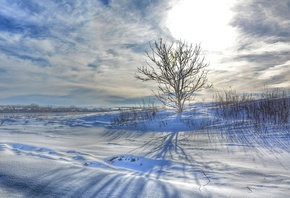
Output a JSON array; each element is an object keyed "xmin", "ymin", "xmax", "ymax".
[
  {"xmin": 213, "ymin": 87, "xmax": 290, "ymax": 131},
  {"xmin": 111, "ymin": 100, "xmax": 158, "ymax": 127}
]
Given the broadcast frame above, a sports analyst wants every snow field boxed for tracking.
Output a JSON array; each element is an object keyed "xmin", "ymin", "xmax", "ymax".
[{"xmin": 0, "ymin": 104, "xmax": 290, "ymax": 197}]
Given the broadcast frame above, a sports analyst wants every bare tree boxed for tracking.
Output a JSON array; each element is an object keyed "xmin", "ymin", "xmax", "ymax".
[{"xmin": 135, "ymin": 39, "xmax": 211, "ymax": 113}]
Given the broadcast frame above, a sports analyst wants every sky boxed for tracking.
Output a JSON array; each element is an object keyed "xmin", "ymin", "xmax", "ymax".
[{"xmin": 0, "ymin": 0, "xmax": 290, "ymax": 107}]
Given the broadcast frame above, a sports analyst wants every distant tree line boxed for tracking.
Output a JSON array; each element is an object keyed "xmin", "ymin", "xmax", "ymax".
[{"xmin": 0, "ymin": 104, "xmax": 109, "ymax": 113}]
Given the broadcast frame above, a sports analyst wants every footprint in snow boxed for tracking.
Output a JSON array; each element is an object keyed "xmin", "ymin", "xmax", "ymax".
[
  {"xmin": 6, "ymin": 143, "xmax": 61, "ymax": 160},
  {"xmin": 72, "ymin": 155, "xmax": 86, "ymax": 161},
  {"xmin": 0, "ymin": 143, "xmax": 4, "ymax": 151}
]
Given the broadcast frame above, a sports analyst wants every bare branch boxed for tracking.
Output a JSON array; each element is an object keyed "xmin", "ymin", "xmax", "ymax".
[{"xmin": 135, "ymin": 39, "xmax": 211, "ymax": 113}]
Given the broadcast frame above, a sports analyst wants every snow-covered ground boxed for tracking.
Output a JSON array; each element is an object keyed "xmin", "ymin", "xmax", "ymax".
[{"xmin": 0, "ymin": 104, "xmax": 290, "ymax": 198}]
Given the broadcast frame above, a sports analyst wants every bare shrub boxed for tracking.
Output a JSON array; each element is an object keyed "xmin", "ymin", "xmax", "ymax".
[
  {"xmin": 111, "ymin": 100, "xmax": 158, "ymax": 127},
  {"xmin": 214, "ymin": 87, "xmax": 290, "ymax": 132}
]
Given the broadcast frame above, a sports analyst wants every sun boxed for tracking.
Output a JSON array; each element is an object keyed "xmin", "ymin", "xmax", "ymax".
[{"xmin": 166, "ymin": 0, "xmax": 237, "ymax": 51}]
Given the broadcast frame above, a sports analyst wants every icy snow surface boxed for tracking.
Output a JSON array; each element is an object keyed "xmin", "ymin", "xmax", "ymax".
[{"xmin": 0, "ymin": 104, "xmax": 290, "ymax": 197}]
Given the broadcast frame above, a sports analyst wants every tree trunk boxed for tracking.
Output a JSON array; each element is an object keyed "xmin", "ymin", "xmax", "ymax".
[{"xmin": 177, "ymin": 97, "xmax": 183, "ymax": 113}]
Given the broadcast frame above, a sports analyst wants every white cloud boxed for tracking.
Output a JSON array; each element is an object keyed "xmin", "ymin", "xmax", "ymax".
[
  {"xmin": 166, "ymin": 0, "xmax": 238, "ymax": 51},
  {"xmin": 1, "ymin": 0, "xmax": 289, "ymax": 106},
  {"xmin": 0, "ymin": 0, "xmax": 172, "ymax": 105}
]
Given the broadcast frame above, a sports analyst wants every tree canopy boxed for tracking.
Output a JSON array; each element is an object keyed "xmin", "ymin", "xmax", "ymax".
[{"xmin": 135, "ymin": 39, "xmax": 211, "ymax": 113}]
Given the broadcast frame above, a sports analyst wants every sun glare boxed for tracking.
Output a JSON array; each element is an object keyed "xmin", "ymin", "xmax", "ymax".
[{"xmin": 166, "ymin": 0, "xmax": 237, "ymax": 51}]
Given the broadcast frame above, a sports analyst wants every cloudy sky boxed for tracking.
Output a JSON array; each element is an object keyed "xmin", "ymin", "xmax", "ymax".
[{"xmin": 0, "ymin": 0, "xmax": 290, "ymax": 106}]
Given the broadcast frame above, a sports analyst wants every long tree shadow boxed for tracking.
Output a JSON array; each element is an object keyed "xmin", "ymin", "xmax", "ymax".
[
  {"xmin": 128, "ymin": 129, "xmax": 220, "ymax": 193},
  {"xmin": 97, "ymin": 108, "xmax": 224, "ymax": 193},
  {"xmin": 0, "ymin": 164, "xmax": 209, "ymax": 198}
]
